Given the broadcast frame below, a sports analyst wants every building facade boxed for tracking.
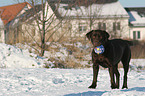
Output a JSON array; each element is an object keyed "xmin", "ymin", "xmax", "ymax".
[{"xmin": 125, "ymin": 7, "xmax": 145, "ymax": 41}]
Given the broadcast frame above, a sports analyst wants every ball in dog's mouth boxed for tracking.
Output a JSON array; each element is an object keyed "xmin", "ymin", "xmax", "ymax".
[{"xmin": 94, "ymin": 45, "xmax": 105, "ymax": 54}]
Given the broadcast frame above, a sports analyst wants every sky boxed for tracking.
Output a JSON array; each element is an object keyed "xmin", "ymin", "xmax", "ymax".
[{"xmin": 0, "ymin": 0, "xmax": 145, "ymax": 7}]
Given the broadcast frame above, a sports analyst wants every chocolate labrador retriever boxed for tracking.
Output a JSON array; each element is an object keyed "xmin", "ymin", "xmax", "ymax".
[{"xmin": 86, "ymin": 30, "xmax": 132, "ymax": 89}]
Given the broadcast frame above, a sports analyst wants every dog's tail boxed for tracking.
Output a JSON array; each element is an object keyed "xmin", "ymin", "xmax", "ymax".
[{"xmin": 125, "ymin": 40, "xmax": 133, "ymax": 46}]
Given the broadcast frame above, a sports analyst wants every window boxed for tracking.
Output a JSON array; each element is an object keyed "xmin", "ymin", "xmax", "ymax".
[
  {"xmin": 79, "ymin": 23, "xmax": 87, "ymax": 32},
  {"xmin": 138, "ymin": 31, "xmax": 140, "ymax": 39},
  {"xmin": 79, "ymin": 26, "xmax": 87, "ymax": 32},
  {"xmin": 98, "ymin": 22, "xmax": 101, "ymax": 29},
  {"xmin": 139, "ymin": 13, "xmax": 145, "ymax": 17},
  {"xmin": 133, "ymin": 31, "xmax": 136, "ymax": 39},
  {"xmin": 117, "ymin": 22, "xmax": 120, "ymax": 30},
  {"xmin": 133, "ymin": 31, "xmax": 141, "ymax": 40},
  {"xmin": 103, "ymin": 23, "xmax": 106, "ymax": 30},
  {"xmin": 113, "ymin": 23, "xmax": 116, "ymax": 31},
  {"xmin": 113, "ymin": 22, "xmax": 120, "ymax": 31},
  {"xmin": 75, "ymin": 5, "xmax": 80, "ymax": 10},
  {"xmin": 24, "ymin": 6, "xmax": 28, "ymax": 11},
  {"xmin": 98, "ymin": 22, "xmax": 106, "ymax": 30}
]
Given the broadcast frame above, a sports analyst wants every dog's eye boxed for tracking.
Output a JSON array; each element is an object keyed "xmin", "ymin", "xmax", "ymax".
[
  {"xmin": 98, "ymin": 34, "xmax": 101, "ymax": 37},
  {"xmin": 98, "ymin": 35, "xmax": 102, "ymax": 38}
]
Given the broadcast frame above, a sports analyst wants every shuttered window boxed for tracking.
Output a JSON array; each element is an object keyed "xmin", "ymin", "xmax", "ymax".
[
  {"xmin": 113, "ymin": 22, "xmax": 120, "ymax": 31},
  {"xmin": 133, "ymin": 31, "xmax": 141, "ymax": 40},
  {"xmin": 98, "ymin": 22, "xmax": 106, "ymax": 30},
  {"xmin": 98, "ymin": 22, "xmax": 102, "ymax": 29},
  {"xmin": 138, "ymin": 31, "xmax": 140, "ymax": 39},
  {"xmin": 133, "ymin": 31, "xmax": 136, "ymax": 40}
]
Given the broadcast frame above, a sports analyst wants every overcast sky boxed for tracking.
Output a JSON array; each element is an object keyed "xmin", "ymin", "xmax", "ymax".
[{"xmin": 0, "ymin": 0, "xmax": 145, "ymax": 7}]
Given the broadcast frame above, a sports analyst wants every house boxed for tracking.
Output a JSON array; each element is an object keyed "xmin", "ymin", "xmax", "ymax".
[
  {"xmin": 14, "ymin": 3, "xmax": 57, "ymax": 43},
  {"xmin": 13, "ymin": 1, "xmax": 65, "ymax": 43},
  {"xmin": 2, "ymin": 0, "xmax": 130, "ymax": 45},
  {"xmin": 47, "ymin": 0, "xmax": 130, "ymax": 39},
  {"xmin": 125, "ymin": 7, "xmax": 145, "ymax": 41},
  {"xmin": 0, "ymin": 2, "xmax": 32, "ymax": 43}
]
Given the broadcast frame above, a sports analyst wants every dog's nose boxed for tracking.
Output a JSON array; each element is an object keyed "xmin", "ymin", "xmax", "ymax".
[
  {"xmin": 93, "ymin": 42, "xmax": 100, "ymax": 46},
  {"xmin": 93, "ymin": 42, "xmax": 97, "ymax": 46}
]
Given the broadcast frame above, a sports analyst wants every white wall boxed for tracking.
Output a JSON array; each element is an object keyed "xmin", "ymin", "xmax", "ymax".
[
  {"xmin": 129, "ymin": 27, "xmax": 145, "ymax": 40},
  {"xmin": 0, "ymin": 18, "xmax": 5, "ymax": 43},
  {"xmin": 67, "ymin": 18, "xmax": 129, "ymax": 39}
]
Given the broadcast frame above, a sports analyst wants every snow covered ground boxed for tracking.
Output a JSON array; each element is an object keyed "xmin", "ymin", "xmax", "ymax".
[
  {"xmin": 0, "ymin": 43, "xmax": 54, "ymax": 68},
  {"xmin": 0, "ymin": 43, "xmax": 145, "ymax": 96},
  {"xmin": 0, "ymin": 43, "xmax": 144, "ymax": 69},
  {"xmin": 0, "ymin": 68, "xmax": 145, "ymax": 96}
]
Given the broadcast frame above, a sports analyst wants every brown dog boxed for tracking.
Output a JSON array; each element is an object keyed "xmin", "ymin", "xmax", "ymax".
[{"xmin": 86, "ymin": 30, "xmax": 132, "ymax": 89}]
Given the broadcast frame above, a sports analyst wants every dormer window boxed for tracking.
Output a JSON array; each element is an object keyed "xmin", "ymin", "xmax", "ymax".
[
  {"xmin": 63, "ymin": 6, "xmax": 72, "ymax": 10},
  {"xmin": 139, "ymin": 13, "xmax": 145, "ymax": 17},
  {"xmin": 24, "ymin": 6, "xmax": 28, "ymax": 11}
]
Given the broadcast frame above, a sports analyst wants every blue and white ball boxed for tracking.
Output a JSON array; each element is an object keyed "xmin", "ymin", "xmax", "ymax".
[{"xmin": 94, "ymin": 45, "xmax": 105, "ymax": 54}]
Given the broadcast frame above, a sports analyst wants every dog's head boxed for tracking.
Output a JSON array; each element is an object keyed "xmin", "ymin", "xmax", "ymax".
[{"xmin": 86, "ymin": 30, "xmax": 110, "ymax": 47}]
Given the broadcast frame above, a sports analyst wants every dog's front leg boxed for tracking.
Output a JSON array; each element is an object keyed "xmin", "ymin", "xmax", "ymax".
[
  {"xmin": 109, "ymin": 67, "xmax": 116, "ymax": 89},
  {"xmin": 89, "ymin": 64, "xmax": 99, "ymax": 89}
]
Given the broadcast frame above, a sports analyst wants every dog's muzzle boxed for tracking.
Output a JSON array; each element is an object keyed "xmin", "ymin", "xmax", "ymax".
[{"xmin": 94, "ymin": 45, "xmax": 105, "ymax": 54}]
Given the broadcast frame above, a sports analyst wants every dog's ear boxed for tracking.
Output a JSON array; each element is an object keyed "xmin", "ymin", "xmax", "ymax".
[
  {"xmin": 103, "ymin": 31, "xmax": 110, "ymax": 39},
  {"xmin": 86, "ymin": 30, "xmax": 93, "ymax": 40}
]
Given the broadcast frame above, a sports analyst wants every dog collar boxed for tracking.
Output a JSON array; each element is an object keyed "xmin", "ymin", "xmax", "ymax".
[{"xmin": 94, "ymin": 45, "xmax": 105, "ymax": 54}]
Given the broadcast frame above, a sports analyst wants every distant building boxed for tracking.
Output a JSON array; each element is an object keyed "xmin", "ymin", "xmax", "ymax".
[
  {"xmin": 0, "ymin": 2, "xmax": 32, "ymax": 43},
  {"xmin": 1, "ymin": 0, "xmax": 132, "ymax": 44},
  {"xmin": 18, "ymin": 0, "xmax": 130, "ymax": 43},
  {"xmin": 48, "ymin": 0, "xmax": 129, "ymax": 38},
  {"xmin": 125, "ymin": 7, "xmax": 145, "ymax": 40}
]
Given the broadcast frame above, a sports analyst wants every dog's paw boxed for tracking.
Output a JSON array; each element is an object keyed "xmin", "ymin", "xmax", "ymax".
[
  {"xmin": 111, "ymin": 85, "xmax": 119, "ymax": 89},
  {"xmin": 111, "ymin": 86, "xmax": 117, "ymax": 89},
  {"xmin": 122, "ymin": 86, "xmax": 128, "ymax": 89},
  {"xmin": 88, "ymin": 84, "xmax": 96, "ymax": 89}
]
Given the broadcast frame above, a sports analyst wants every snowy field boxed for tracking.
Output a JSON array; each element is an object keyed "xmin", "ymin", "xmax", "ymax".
[
  {"xmin": 0, "ymin": 43, "xmax": 145, "ymax": 96},
  {"xmin": 0, "ymin": 68, "xmax": 145, "ymax": 96}
]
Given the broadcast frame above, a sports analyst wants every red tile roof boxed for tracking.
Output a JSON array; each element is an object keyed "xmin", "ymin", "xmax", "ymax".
[{"xmin": 0, "ymin": 2, "xmax": 31, "ymax": 25}]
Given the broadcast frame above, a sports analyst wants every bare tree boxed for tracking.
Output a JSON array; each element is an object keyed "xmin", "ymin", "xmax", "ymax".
[{"xmin": 15, "ymin": 0, "xmax": 73, "ymax": 56}]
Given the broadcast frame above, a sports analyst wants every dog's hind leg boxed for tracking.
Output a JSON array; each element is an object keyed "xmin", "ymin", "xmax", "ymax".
[
  {"xmin": 121, "ymin": 47, "xmax": 131, "ymax": 89},
  {"xmin": 122, "ymin": 60, "xmax": 130, "ymax": 89},
  {"xmin": 122, "ymin": 62, "xmax": 129, "ymax": 89},
  {"xmin": 114, "ymin": 65, "xmax": 120, "ymax": 89}
]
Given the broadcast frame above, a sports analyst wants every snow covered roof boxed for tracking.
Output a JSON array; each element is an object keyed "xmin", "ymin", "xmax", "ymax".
[
  {"xmin": 50, "ymin": 0, "xmax": 129, "ymax": 19},
  {"xmin": 125, "ymin": 7, "xmax": 145, "ymax": 26},
  {"xmin": 48, "ymin": 0, "xmax": 118, "ymax": 5}
]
